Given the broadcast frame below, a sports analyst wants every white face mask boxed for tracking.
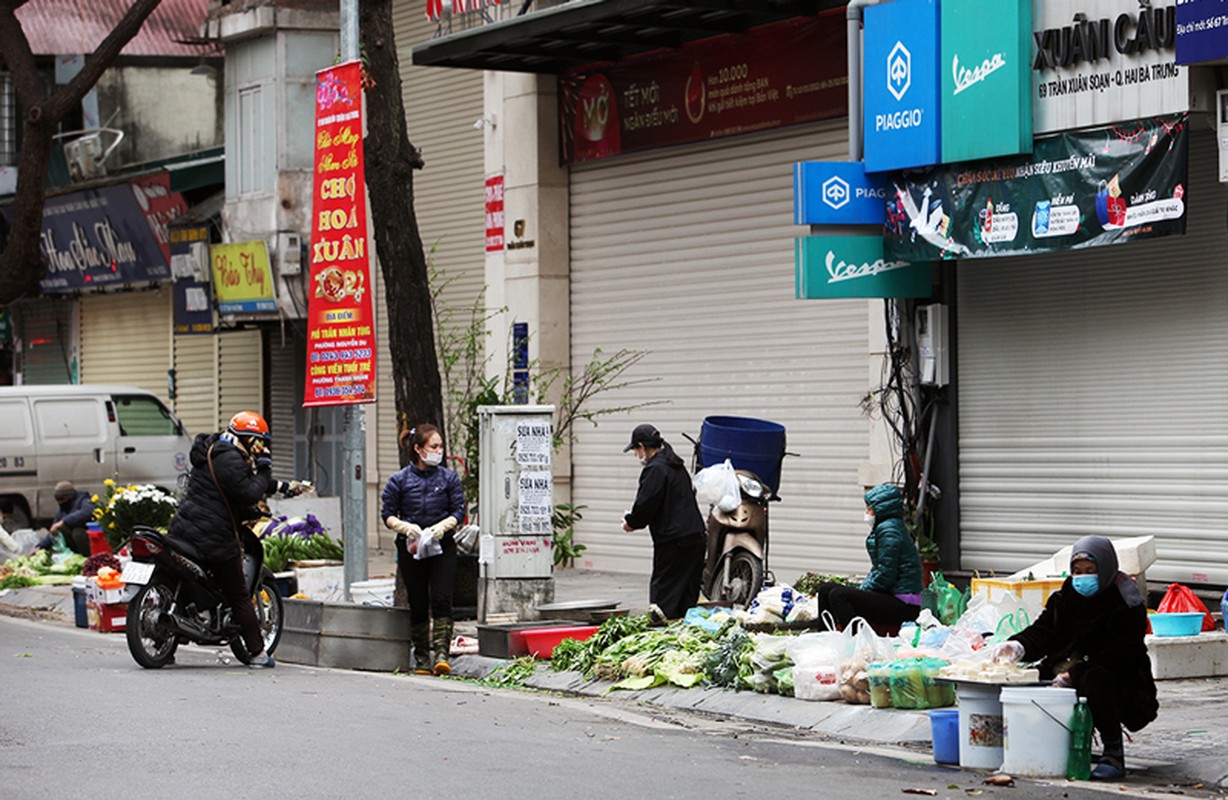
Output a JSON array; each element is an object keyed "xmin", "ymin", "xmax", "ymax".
[
  {"xmin": 422, "ymin": 451, "xmax": 443, "ymax": 467},
  {"xmin": 864, "ymin": 512, "xmax": 875, "ymax": 524}
]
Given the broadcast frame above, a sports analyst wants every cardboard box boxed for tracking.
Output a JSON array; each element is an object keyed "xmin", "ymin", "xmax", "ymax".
[
  {"xmin": 86, "ymin": 600, "xmax": 126, "ymax": 633},
  {"xmin": 85, "ymin": 580, "xmax": 130, "ymax": 606}
]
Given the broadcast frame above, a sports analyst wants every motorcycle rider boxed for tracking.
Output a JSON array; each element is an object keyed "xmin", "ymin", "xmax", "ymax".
[{"xmin": 168, "ymin": 411, "xmax": 302, "ymax": 668}]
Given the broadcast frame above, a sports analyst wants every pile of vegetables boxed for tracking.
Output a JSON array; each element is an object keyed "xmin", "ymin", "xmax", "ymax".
[
  {"xmin": 550, "ymin": 612, "xmax": 652, "ymax": 676},
  {"xmin": 0, "ymin": 551, "xmax": 86, "ymax": 589},
  {"xmin": 792, "ymin": 572, "xmax": 856, "ymax": 596},
  {"xmin": 259, "ymin": 515, "xmax": 343, "ymax": 572}
]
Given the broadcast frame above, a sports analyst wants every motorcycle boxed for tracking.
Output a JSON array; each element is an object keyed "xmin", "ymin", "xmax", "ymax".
[
  {"xmin": 701, "ymin": 467, "xmax": 775, "ymax": 608},
  {"xmin": 122, "ymin": 522, "xmax": 283, "ymax": 669}
]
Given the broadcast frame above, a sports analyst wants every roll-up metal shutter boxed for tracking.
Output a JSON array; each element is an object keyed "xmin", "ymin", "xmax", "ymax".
[
  {"xmin": 958, "ymin": 130, "xmax": 1228, "ymax": 585},
  {"xmin": 80, "ymin": 291, "xmax": 172, "ymax": 402},
  {"xmin": 172, "ymin": 333, "xmax": 217, "ymax": 437},
  {"xmin": 17, "ymin": 299, "xmax": 74, "ymax": 385},
  {"xmin": 569, "ymin": 122, "xmax": 874, "ymax": 578},
  {"xmin": 217, "ymin": 329, "xmax": 263, "ymax": 428},
  {"xmin": 379, "ymin": 7, "xmax": 485, "ymax": 482}
]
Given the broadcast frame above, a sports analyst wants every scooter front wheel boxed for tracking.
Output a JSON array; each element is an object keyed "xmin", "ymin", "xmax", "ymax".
[{"xmin": 707, "ymin": 549, "xmax": 763, "ymax": 609}]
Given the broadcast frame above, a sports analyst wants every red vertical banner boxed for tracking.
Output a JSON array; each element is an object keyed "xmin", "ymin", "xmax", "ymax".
[
  {"xmin": 484, "ymin": 173, "xmax": 504, "ymax": 253},
  {"xmin": 304, "ymin": 61, "xmax": 376, "ymax": 407}
]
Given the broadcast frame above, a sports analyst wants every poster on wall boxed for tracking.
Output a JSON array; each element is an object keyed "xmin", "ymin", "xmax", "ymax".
[
  {"xmin": 558, "ymin": 15, "xmax": 847, "ymax": 164},
  {"xmin": 884, "ymin": 114, "xmax": 1188, "ymax": 262},
  {"xmin": 303, "ymin": 61, "xmax": 377, "ymax": 407}
]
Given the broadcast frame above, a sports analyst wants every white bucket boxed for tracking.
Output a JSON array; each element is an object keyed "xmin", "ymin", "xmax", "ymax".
[
  {"xmin": 1000, "ymin": 686, "xmax": 1077, "ymax": 777},
  {"xmin": 956, "ymin": 682, "xmax": 1004, "ymax": 769},
  {"xmin": 349, "ymin": 578, "xmax": 397, "ymax": 607}
]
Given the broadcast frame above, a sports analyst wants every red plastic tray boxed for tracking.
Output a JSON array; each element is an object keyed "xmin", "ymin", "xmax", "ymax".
[{"xmin": 517, "ymin": 625, "xmax": 599, "ymax": 659}]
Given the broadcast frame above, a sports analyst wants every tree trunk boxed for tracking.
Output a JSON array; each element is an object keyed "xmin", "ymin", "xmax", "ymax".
[{"xmin": 359, "ymin": 0, "xmax": 445, "ymax": 468}]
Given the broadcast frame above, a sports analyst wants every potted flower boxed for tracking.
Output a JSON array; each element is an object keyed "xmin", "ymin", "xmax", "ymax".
[{"xmin": 93, "ymin": 479, "xmax": 178, "ymax": 548}]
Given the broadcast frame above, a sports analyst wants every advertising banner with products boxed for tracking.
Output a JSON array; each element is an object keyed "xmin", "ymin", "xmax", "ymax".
[
  {"xmin": 558, "ymin": 15, "xmax": 846, "ymax": 164},
  {"xmin": 795, "ymin": 235, "xmax": 931, "ymax": 299},
  {"xmin": 1032, "ymin": 0, "xmax": 1185, "ymax": 134},
  {"xmin": 863, "ymin": 0, "xmax": 941, "ymax": 172},
  {"xmin": 941, "ymin": 0, "xmax": 1032, "ymax": 162},
  {"xmin": 884, "ymin": 114, "xmax": 1188, "ymax": 262},
  {"xmin": 304, "ymin": 61, "xmax": 376, "ymax": 407},
  {"xmin": 1176, "ymin": 0, "xmax": 1228, "ymax": 64}
]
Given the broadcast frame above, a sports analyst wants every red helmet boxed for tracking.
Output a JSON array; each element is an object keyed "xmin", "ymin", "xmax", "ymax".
[{"xmin": 228, "ymin": 411, "xmax": 270, "ymax": 442}]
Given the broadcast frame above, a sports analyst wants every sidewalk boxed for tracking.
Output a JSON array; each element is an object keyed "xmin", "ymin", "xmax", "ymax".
[{"xmin": 6, "ymin": 553, "xmax": 1228, "ymax": 793}]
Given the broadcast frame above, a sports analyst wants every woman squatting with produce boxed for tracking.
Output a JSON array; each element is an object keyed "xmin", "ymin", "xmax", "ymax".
[
  {"xmin": 815, "ymin": 483, "xmax": 923, "ymax": 632},
  {"xmin": 621, "ymin": 423, "xmax": 707, "ymax": 620},
  {"xmin": 382, "ymin": 424, "xmax": 466, "ymax": 675},
  {"xmin": 992, "ymin": 535, "xmax": 1158, "ymax": 781}
]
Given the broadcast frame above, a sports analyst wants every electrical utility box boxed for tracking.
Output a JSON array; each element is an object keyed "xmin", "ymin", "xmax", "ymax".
[
  {"xmin": 1218, "ymin": 90, "xmax": 1228, "ymax": 184},
  {"xmin": 915, "ymin": 303, "xmax": 949, "ymax": 387},
  {"xmin": 477, "ymin": 405, "xmax": 555, "ymax": 580}
]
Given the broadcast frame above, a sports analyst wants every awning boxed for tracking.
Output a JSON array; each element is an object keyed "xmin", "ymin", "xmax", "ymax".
[
  {"xmin": 164, "ymin": 152, "xmax": 225, "ymax": 194},
  {"xmin": 411, "ymin": 0, "xmax": 844, "ymax": 74}
]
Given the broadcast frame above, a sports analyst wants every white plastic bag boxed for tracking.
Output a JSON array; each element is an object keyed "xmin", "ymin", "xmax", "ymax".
[
  {"xmin": 793, "ymin": 662, "xmax": 843, "ymax": 701},
  {"xmin": 693, "ymin": 459, "xmax": 741, "ymax": 511},
  {"xmin": 454, "ymin": 524, "xmax": 480, "ymax": 556},
  {"xmin": 413, "ymin": 529, "xmax": 443, "ymax": 560},
  {"xmin": 786, "ymin": 630, "xmax": 855, "ymax": 668}
]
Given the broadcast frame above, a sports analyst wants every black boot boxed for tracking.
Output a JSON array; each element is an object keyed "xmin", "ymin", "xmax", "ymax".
[
  {"xmin": 432, "ymin": 618, "xmax": 454, "ymax": 676},
  {"xmin": 411, "ymin": 622, "xmax": 432, "ymax": 675}
]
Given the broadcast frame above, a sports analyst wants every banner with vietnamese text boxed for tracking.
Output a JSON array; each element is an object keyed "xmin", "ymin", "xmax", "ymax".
[{"xmin": 304, "ymin": 61, "xmax": 376, "ymax": 407}]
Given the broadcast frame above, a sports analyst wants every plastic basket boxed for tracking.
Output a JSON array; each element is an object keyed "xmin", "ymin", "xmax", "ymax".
[{"xmin": 1149, "ymin": 612, "xmax": 1204, "ymax": 637}]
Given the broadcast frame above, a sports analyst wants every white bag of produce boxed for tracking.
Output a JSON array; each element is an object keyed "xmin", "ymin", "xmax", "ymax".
[
  {"xmin": 786, "ymin": 630, "xmax": 854, "ymax": 668},
  {"xmin": 794, "ymin": 662, "xmax": 843, "ymax": 701},
  {"xmin": 693, "ymin": 459, "xmax": 740, "ymax": 509}
]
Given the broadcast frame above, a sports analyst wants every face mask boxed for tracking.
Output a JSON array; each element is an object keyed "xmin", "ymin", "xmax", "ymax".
[
  {"xmin": 1072, "ymin": 574, "xmax": 1100, "ymax": 597},
  {"xmin": 864, "ymin": 512, "xmax": 875, "ymax": 524},
  {"xmin": 422, "ymin": 451, "xmax": 443, "ymax": 467}
]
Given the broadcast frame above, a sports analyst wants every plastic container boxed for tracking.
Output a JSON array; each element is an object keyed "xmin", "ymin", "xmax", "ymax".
[
  {"xmin": 956, "ymin": 682, "xmax": 1004, "ymax": 769},
  {"xmin": 86, "ymin": 522, "xmax": 110, "ymax": 556},
  {"xmin": 71, "ymin": 576, "xmax": 88, "ymax": 629},
  {"xmin": 867, "ymin": 662, "xmax": 893, "ymax": 708},
  {"xmin": 698, "ymin": 416, "xmax": 786, "ymax": 497},
  {"xmin": 1149, "ymin": 611, "xmax": 1205, "ymax": 637},
  {"xmin": 929, "ymin": 708, "xmax": 960, "ymax": 765},
  {"xmin": 518, "ymin": 625, "xmax": 600, "ymax": 659},
  {"xmin": 349, "ymin": 578, "xmax": 397, "ymax": 607},
  {"xmin": 1067, "ymin": 698, "xmax": 1093, "ymax": 780},
  {"xmin": 1000, "ymin": 686, "xmax": 1077, "ymax": 777}
]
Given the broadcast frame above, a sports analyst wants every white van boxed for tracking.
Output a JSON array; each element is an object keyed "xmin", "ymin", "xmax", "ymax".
[{"xmin": 0, "ymin": 385, "xmax": 191, "ymax": 526}]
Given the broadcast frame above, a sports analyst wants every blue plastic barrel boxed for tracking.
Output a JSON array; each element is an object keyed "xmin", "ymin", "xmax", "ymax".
[
  {"xmin": 929, "ymin": 708, "xmax": 960, "ymax": 765},
  {"xmin": 698, "ymin": 416, "xmax": 786, "ymax": 495}
]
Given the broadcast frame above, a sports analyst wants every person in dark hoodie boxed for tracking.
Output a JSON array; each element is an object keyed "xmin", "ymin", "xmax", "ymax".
[
  {"xmin": 993, "ymin": 535, "xmax": 1158, "ymax": 781},
  {"xmin": 35, "ymin": 481, "xmax": 95, "ymax": 556},
  {"xmin": 168, "ymin": 411, "xmax": 304, "ymax": 669},
  {"xmin": 815, "ymin": 483, "xmax": 923, "ymax": 631},
  {"xmin": 622, "ymin": 423, "xmax": 706, "ymax": 620}
]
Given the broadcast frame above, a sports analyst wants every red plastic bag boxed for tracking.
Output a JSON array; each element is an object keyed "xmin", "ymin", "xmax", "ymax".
[{"xmin": 1157, "ymin": 582, "xmax": 1216, "ymax": 632}]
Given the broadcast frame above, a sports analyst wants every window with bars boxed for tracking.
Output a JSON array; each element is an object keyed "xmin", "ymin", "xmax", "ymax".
[{"xmin": 0, "ymin": 72, "xmax": 16, "ymax": 167}]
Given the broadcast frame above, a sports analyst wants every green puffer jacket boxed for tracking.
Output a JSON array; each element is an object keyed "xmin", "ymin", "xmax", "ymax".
[{"xmin": 860, "ymin": 484, "xmax": 923, "ymax": 595}]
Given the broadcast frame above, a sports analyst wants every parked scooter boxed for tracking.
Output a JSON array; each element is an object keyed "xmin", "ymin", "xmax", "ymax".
[
  {"xmin": 122, "ymin": 521, "xmax": 283, "ymax": 669},
  {"xmin": 701, "ymin": 467, "xmax": 774, "ymax": 608}
]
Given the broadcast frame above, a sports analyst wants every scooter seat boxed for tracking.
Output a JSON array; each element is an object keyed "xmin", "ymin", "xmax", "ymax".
[{"xmin": 163, "ymin": 533, "xmax": 206, "ymax": 564}]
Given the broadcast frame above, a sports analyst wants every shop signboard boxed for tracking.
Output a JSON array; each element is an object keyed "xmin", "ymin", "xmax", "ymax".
[
  {"xmin": 795, "ymin": 235, "xmax": 931, "ymax": 299},
  {"xmin": 1176, "ymin": 0, "xmax": 1228, "ymax": 64},
  {"xmin": 1033, "ymin": 0, "xmax": 1185, "ymax": 134},
  {"xmin": 559, "ymin": 16, "xmax": 846, "ymax": 164},
  {"xmin": 171, "ymin": 225, "xmax": 213, "ymax": 335},
  {"xmin": 485, "ymin": 174, "xmax": 504, "ymax": 253},
  {"xmin": 941, "ymin": 0, "xmax": 1032, "ymax": 162},
  {"xmin": 884, "ymin": 114, "xmax": 1188, "ymax": 262},
  {"xmin": 210, "ymin": 241, "xmax": 276, "ymax": 314},
  {"xmin": 794, "ymin": 162, "xmax": 888, "ymax": 225},
  {"xmin": 4, "ymin": 174, "xmax": 187, "ymax": 293},
  {"xmin": 863, "ymin": 0, "xmax": 941, "ymax": 172},
  {"xmin": 304, "ymin": 61, "xmax": 377, "ymax": 407}
]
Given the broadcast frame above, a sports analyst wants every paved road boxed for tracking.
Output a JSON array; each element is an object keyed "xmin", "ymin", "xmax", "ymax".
[{"xmin": 0, "ymin": 615, "xmax": 1204, "ymax": 800}]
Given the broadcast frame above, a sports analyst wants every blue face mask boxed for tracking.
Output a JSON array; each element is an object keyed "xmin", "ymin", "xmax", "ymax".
[{"xmin": 1072, "ymin": 574, "xmax": 1100, "ymax": 597}]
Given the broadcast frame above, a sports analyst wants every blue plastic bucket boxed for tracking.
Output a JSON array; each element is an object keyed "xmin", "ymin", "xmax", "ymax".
[
  {"xmin": 698, "ymin": 416, "xmax": 786, "ymax": 495},
  {"xmin": 929, "ymin": 708, "xmax": 960, "ymax": 765}
]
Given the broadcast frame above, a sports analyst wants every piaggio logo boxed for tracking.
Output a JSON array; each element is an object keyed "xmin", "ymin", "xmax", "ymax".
[
  {"xmin": 888, "ymin": 41, "xmax": 911, "ymax": 101},
  {"xmin": 822, "ymin": 177, "xmax": 850, "ymax": 210}
]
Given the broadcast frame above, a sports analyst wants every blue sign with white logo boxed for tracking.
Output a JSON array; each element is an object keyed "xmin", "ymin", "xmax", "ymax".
[
  {"xmin": 863, "ymin": 0, "xmax": 941, "ymax": 173},
  {"xmin": 1176, "ymin": 0, "xmax": 1228, "ymax": 64},
  {"xmin": 794, "ymin": 162, "xmax": 889, "ymax": 226}
]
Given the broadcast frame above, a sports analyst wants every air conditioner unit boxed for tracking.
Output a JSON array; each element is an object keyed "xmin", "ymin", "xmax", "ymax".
[
  {"xmin": 64, "ymin": 135, "xmax": 106, "ymax": 182},
  {"xmin": 277, "ymin": 232, "xmax": 302, "ymax": 276}
]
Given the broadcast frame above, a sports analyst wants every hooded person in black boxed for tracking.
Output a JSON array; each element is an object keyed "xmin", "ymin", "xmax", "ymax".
[
  {"xmin": 993, "ymin": 535, "xmax": 1158, "ymax": 781},
  {"xmin": 621, "ymin": 424, "xmax": 706, "ymax": 620}
]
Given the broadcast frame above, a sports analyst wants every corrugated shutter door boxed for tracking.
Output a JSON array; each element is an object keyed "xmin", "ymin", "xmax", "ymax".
[
  {"xmin": 18, "ymin": 299, "xmax": 74, "ymax": 385},
  {"xmin": 958, "ymin": 130, "xmax": 1228, "ymax": 584},
  {"xmin": 217, "ymin": 329, "xmax": 263, "ymax": 428},
  {"xmin": 380, "ymin": 8, "xmax": 485, "ymax": 483},
  {"xmin": 172, "ymin": 333, "xmax": 217, "ymax": 437},
  {"xmin": 569, "ymin": 122, "xmax": 874, "ymax": 578},
  {"xmin": 80, "ymin": 291, "xmax": 172, "ymax": 402}
]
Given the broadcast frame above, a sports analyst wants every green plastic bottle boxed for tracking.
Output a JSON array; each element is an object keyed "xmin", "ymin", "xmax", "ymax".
[{"xmin": 1067, "ymin": 698, "xmax": 1093, "ymax": 780}]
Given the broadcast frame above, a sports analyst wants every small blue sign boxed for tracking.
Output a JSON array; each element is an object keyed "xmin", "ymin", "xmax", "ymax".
[
  {"xmin": 794, "ymin": 162, "xmax": 889, "ymax": 226},
  {"xmin": 863, "ymin": 0, "xmax": 941, "ymax": 172},
  {"xmin": 1176, "ymin": 0, "xmax": 1228, "ymax": 65}
]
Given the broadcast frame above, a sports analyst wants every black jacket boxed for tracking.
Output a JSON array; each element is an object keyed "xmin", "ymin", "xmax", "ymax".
[
  {"xmin": 168, "ymin": 433, "xmax": 277, "ymax": 562},
  {"xmin": 624, "ymin": 449, "xmax": 705, "ymax": 544},
  {"xmin": 1011, "ymin": 577, "xmax": 1159, "ymax": 732}
]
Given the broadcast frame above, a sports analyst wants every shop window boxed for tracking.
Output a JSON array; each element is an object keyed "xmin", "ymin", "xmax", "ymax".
[
  {"xmin": 237, "ymin": 84, "xmax": 268, "ymax": 196},
  {"xmin": 112, "ymin": 394, "xmax": 182, "ymax": 437}
]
